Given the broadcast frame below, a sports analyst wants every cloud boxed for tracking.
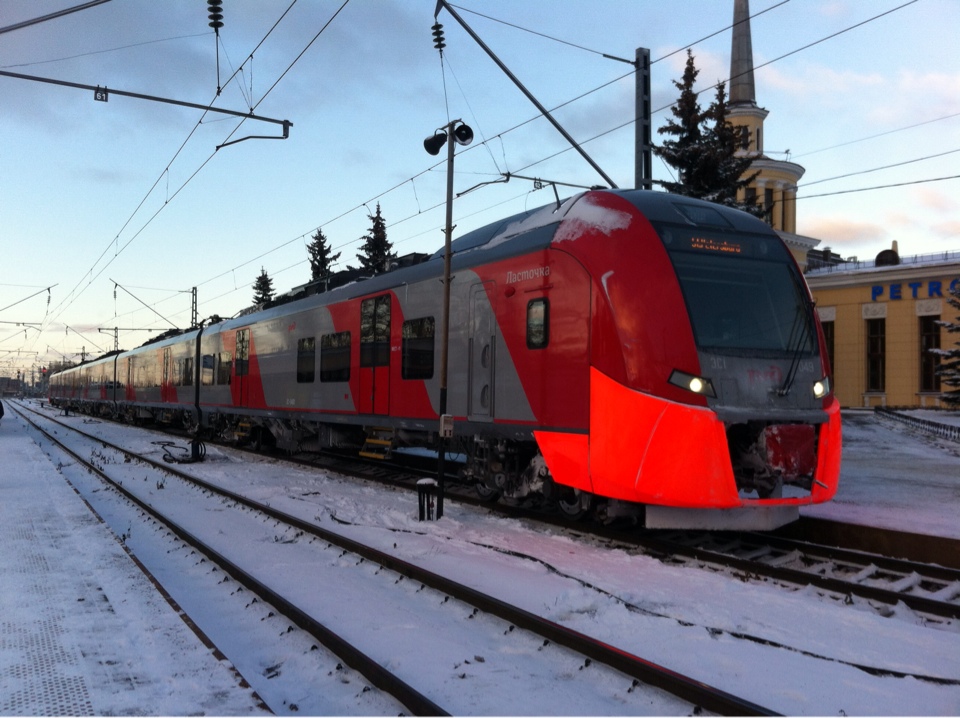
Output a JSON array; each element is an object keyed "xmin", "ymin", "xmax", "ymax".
[
  {"xmin": 913, "ymin": 187, "xmax": 957, "ymax": 213},
  {"xmin": 930, "ymin": 220, "xmax": 960, "ymax": 241},
  {"xmin": 800, "ymin": 216, "xmax": 887, "ymax": 245}
]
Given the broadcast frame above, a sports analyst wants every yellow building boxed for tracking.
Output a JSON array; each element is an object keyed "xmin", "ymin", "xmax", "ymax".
[
  {"xmin": 723, "ymin": 0, "xmax": 958, "ymax": 409},
  {"xmin": 806, "ymin": 251, "xmax": 960, "ymax": 408}
]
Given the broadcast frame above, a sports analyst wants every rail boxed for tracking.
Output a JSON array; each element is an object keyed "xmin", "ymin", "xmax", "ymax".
[
  {"xmin": 14, "ymin": 400, "xmax": 777, "ymax": 716},
  {"xmin": 875, "ymin": 408, "xmax": 960, "ymax": 443}
]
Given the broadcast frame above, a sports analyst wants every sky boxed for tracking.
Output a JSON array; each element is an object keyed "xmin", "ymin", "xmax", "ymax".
[
  {"xmin": 2, "ymin": 0, "xmax": 959, "ymax": 379},
  {"xmin": 3, "ymin": 400, "xmax": 959, "ymax": 714}
]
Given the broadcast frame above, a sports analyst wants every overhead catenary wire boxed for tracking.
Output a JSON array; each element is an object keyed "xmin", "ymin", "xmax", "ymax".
[
  {"xmin": 19, "ymin": 0, "xmax": 940, "ymax": 365},
  {"xmin": 39, "ymin": 0, "xmax": 333, "ymax": 334},
  {"xmin": 110, "ymin": 0, "xmax": 936, "ymax": 324}
]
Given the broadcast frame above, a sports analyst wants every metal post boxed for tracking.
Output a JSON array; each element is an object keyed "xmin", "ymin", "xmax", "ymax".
[
  {"xmin": 635, "ymin": 47, "xmax": 652, "ymax": 190},
  {"xmin": 436, "ymin": 120, "xmax": 457, "ymax": 520}
]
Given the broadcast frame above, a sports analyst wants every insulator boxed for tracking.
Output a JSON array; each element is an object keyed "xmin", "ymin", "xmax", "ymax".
[
  {"xmin": 431, "ymin": 22, "xmax": 445, "ymax": 52},
  {"xmin": 207, "ymin": 0, "xmax": 224, "ymax": 31}
]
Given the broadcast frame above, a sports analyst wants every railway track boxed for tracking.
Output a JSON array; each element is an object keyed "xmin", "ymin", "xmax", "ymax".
[
  {"xmin": 636, "ymin": 530, "xmax": 960, "ymax": 622},
  {"xmin": 13, "ymin": 400, "xmax": 776, "ymax": 716},
  {"xmin": 281, "ymin": 440, "xmax": 960, "ymax": 624},
  {"xmin": 28, "ymin": 399, "xmax": 960, "ymax": 626}
]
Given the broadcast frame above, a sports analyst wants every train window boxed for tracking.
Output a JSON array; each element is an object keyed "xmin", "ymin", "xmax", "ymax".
[
  {"xmin": 320, "ymin": 331, "xmax": 351, "ymax": 382},
  {"xmin": 181, "ymin": 357, "xmax": 194, "ymax": 387},
  {"xmin": 297, "ymin": 337, "xmax": 316, "ymax": 383},
  {"xmin": 201, "ymin": 354, "xmax": 215, "ymax": 386},
  {"xmin": 360, "ymin": 295, "xmax": 391, "ymax": 368},
  {"xmin": 402, "ymin": 317, "xmax": 435, "ymax": 379},
  {"xmin": 526, "ymin": 298, "xmax": 549, "ymax": 349},
  {"xmin": 665, "ymin": 239, "xmax": 816, "ymax": 356},
  {"xmin": 235, "ymin": 329, "xmax": 249, "ymax": 377},
  {"xmin": 217, "ymin": 352, "xmax": 233, "ymax": 385}
]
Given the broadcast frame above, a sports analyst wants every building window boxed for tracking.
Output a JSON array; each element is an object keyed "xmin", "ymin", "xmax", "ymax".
[
  {"xmin": 320, "ymin": 331, "xmax": 351, "ymax": 382},
  {"xmin": 527, "ymin": 298, "xmax": 549, "ymax": 349},
  {"xmin": 821, "ymin": 320, "xmax": 835, "ymax": 377},
  {"xmin": 866, "ymin": 318, "xmax": 885, "ymax": 392},
  {"xmin": 402, "ymin": 317, "xmax": 435, "ymax": 380},
  {"xmin": 297, "ymin": 337, "xmax": 316, "ymax": 384},
  {"xmin": 763, "ymin": 188, "xmax": 774, "ymax": 225},
  {"xmin": 744, "ymin": 186, "xmax": 757, "ymax": 208},
  {"xmin": 919, "ymin": 315, "xmax": 941, "ymax": 392}
]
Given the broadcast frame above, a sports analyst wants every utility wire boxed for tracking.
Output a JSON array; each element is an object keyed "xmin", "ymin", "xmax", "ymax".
[
  {"xmin": 798, "ymin": 174, "xmax": 960, "ymax": 200},
  {"xmin": 187, "ymin": 0, "xmax": 926, "ymax": 314},
  {"xmin": 41, "ymin": 1, "xmax": 307, "ymax": 331},
  {"xmin": 793, "ymin": 111, "xmax": 960, "ymax": 159},
  {"xmin": 0, "ymin": 32, "xmax": 208, "ymax": 69},
  {"xmin": 801, "ymin": 149, "xmax": 960, "ymax": 188},
  {"xmin": 26, "ymin": 0, "xmax": 930, "ymax": 359}
]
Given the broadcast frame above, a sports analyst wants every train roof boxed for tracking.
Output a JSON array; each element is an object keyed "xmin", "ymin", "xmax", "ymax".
[
  {"xmin": 197, "ymin": 191, "xmax": 780, "ymax": 333},
  {"xmin": 50, "ymin": 191, "xmax": 779, "ymax": 374}
]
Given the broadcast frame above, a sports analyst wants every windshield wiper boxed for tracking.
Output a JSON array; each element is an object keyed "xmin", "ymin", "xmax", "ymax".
[{"xmin": 777, "ymin": 305, "xmax": 811, "ymax": 397}]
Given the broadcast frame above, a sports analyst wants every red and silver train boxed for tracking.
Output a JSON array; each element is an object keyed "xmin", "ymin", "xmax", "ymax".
[{"xmin": 50, "ymin": 189, "xmax": 841, "ymax": 529}]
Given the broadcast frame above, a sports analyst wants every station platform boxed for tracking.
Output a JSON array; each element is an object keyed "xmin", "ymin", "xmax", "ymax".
[{"xmin": 0, "ymin": 408, "xmax": 266, "ymax": 715}]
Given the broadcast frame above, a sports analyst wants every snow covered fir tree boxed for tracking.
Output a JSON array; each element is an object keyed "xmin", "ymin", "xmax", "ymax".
[
  {"xmin": 252, "ymin": 267, "xmax": 275, "ymax": 307},
  {"xmin": 654, "ymin": 49, "xmax": 762, "ymax": 218},
  {"xmin": 354, "ymin": 203, "xmax": 394, "ymax": 276},
  {"xmin": 306, "ymin": 228, "xmax": 341, "ymax": 289}
]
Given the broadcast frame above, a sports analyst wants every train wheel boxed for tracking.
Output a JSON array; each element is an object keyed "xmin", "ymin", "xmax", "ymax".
[
  {"xmin": 474, "ymin": 481, "xmax": 501, "ymax": 503},
  {"xmin": 556, "ymin": 488, "xmax": 591, "ymax": 520}
]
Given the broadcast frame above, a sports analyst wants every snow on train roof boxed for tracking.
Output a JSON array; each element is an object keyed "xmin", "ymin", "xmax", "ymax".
[
  {"xmin": 433, "ymin": 189, "xmax": 772, "ymax": 262},
  {"xmin": 430, "ymin": 194, "xmax": 580, "ymax": 260}
]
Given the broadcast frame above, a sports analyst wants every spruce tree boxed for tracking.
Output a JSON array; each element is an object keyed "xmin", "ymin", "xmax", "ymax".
[
  {"xmin": 935, "ymin": 282, "xmax": 960, "ymax": 407},
  {"xmin": 355, "ymin": 203, "xmax": 394, "ymax": 275},
  {"xmin": 655, "ymin": 50, "xmax": 761, "ymax": 217},
  {"xmin": 307, "ymin": 228, "xmax": 341, "ymax": 285},
  {"xmin": 655, "ymin": 50, "xmax": 707, "ymax": 197},
  {"xmin": 252, "ymin": 267, "xmax": 275, "ymax": 306}
]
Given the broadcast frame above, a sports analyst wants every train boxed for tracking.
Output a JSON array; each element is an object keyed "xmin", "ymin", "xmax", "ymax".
[{"xmin": 49, "ymin": 189, "xmax": 842, "ymax": 530}]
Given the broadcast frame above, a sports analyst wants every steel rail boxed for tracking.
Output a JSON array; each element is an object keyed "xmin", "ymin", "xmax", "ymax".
[
  {"xmin": 17, "ymin": 401, "xmax": 778, "ymax": 717},
  {"xmin": 13, "ymin": 404, "xmax": 448, "ymax": 717},
  {"xmin": 635, "ymin": 532, "xmax": 960, "ymax": 621}
]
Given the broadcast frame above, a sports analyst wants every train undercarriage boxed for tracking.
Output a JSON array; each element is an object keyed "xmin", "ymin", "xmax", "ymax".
[{"xmin": 50, "ymin": 399, "xmax": 810, "ymax": 530}]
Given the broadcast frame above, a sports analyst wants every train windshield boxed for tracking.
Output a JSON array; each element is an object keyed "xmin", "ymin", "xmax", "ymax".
[{"xmin": 657, "ymin": 224, "xmax": 817, "ymax": 356}]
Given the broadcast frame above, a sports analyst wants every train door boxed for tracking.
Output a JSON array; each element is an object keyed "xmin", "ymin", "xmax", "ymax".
[
  {"xmin": 359, "ymin": 294, "xmax": 391, "ymax": 415},
  {"xmin": 234, "ymin": 328, "xmax": 250, "ymax": 407},
  {"xmin": 468, "ymin": 282, "xmax": 496, "ymax": 420}
]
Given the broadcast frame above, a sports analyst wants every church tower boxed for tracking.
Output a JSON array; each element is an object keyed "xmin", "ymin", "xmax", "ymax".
[{"xmin": 728, "ymin": 0, "xmax": 805, "ymax": 235}]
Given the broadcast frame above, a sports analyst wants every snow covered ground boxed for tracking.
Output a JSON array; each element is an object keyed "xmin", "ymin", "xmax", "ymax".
[{"xmin": 1, "ymin": 399, "xmax": 959, "ymax": 715}]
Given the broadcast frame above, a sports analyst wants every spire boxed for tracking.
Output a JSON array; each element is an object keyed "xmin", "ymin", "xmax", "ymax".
[{"xmin": 730, "ymin": 0, "xmax": 756, "ymax": 106}]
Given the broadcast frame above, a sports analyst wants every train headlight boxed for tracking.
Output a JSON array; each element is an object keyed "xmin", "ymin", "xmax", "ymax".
[
  {"xmin": 813, "ymin": 376, "xmax": 831, "ymax": 399},
  {"xmin": 669, "ymin": 370, "xmax": 716, "ymax": 398}
]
